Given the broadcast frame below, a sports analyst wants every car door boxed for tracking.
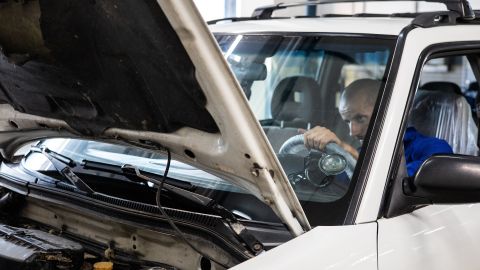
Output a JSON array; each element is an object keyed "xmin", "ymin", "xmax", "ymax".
[{"xmin": 373, "ymin": 26, "xmax": 480, "ymax": 270}]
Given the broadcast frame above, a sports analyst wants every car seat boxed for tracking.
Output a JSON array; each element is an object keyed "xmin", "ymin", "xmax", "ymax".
[
  {"xmin": 408, "ymin": 81, "xmax": 478, "ymax": 155},
  {"xmin": 421, "ymin": 81, "xmax": 463, "ymax": 95},
  {"xmin": 270, "ymin": 76, "xmax": 321, "ymax": 129}
]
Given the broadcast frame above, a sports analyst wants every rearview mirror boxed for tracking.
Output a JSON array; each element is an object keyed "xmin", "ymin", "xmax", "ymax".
[
  {"xmin": 403, "ymin": 155, "xmax": 480, "ymax": 204},
  {"xmin": 228, "ymin": 61, "xmax": 267, "ymax": 81}
]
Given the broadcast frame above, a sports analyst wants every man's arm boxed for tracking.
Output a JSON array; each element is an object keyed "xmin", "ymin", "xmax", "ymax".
[
  {"xmin": 406, "ymin": 138, "xmax": 453, "ymax": 176},
  {"xmin": 302, "ymin": 126, "xmax": 359, "ymax": 159}
]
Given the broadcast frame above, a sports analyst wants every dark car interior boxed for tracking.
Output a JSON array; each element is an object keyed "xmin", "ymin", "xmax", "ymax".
[{"xmin": 410, "ymin": 55, "xmax": 480, "ymax": 157}]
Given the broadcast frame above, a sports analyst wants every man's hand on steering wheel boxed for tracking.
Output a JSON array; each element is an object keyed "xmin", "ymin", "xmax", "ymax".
[{"xmin": 300, "ymin": 126, "xmax": 360, "ymax": 159}]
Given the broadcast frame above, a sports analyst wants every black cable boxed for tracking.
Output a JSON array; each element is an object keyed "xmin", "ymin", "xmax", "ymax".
[{"xmin": 155, "ymin": 149, "xmax": 229, "ymax": 269}]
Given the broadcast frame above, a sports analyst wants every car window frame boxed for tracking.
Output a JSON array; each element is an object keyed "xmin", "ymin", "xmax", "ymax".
[{"xmin": 380, "ymin": 42, "xmax": 480, "ymax": 219}]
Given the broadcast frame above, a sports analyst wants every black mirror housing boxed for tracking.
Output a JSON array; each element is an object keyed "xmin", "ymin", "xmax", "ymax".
[{"xmin": 403, "ymin": 154, "xmax": 480, "ymax": 204}]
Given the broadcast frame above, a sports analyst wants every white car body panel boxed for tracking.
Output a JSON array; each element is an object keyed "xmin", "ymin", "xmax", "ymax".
[
  {"xmin": 355, "ymin": 25, "xmax": 480, "ymax": 224},
  {"xmin": 357, "ymin": 25, "xmax": 480, "ymax": 269},
  {"xmin": 231, "ymin": 223, "xmax": 377, "ymax": 270},
  {"xmin": 378, "ymin": 204, "xmax": 480, "ymax": 270},
  {"xmin": 210, "ymin": 17, "xmax": 412, "ymax": 35}
]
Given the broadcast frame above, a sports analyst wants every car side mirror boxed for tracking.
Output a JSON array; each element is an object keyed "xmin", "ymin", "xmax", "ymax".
[{"xmin": 403, "ymin": 155, "xmax": 480, "ymax": 204}]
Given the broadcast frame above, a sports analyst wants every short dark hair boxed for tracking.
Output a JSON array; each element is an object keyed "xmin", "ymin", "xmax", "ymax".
[{"xmin": 342, "ymin": 79, "xmax": 381, "ymax": 107}]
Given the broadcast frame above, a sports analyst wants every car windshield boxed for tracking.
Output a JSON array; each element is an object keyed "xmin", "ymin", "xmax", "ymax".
[
  {"xmin": 21, "ymin": 34, "xmax": 395, "ymax": 227},
  {"xmin": 22, "ymin": 138, "xmax": 283, "ymax": 224},
  {"xmin": 214, "ymin": 34, "xmax": 395, "ymax": 224},
  {"xmin": 24, "ymin": 138, "xmax": 244, "ymax": 193}
]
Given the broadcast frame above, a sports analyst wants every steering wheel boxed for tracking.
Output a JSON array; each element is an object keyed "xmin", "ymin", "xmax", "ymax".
[{"xmin": 279, "ymin": 135, "xmax": 357, "ymax": 186}]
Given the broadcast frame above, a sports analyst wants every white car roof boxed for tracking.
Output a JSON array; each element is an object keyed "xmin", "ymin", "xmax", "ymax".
[{"xmin": 210, "ymin": 17, "xmax": 414, "ymax": 36}]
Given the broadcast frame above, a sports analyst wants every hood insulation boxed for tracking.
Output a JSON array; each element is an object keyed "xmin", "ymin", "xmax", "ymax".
[{"xmin": 0, "ymin": 0, "xmax": 218, "ymax": 136}]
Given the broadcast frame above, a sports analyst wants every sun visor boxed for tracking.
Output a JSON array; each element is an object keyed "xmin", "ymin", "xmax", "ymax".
[{"xmin": 0, "ymin": 0, "xmax": 218, "ymax": 136}]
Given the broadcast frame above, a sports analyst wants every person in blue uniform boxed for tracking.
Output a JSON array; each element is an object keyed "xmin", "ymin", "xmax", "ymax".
[{"xmin": 303, "ymin": 78, "xmax": 453, "ymax": 176}]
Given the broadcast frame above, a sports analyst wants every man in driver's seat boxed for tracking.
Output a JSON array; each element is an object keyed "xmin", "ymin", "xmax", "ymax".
[{"xmin": 302, "ymin": 78, "xmax": 453, "ymax": 176}]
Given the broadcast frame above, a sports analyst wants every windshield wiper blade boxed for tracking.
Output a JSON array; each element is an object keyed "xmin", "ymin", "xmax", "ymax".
[
  {"xmin": 122, "ymin": 164, "xmax": 264, "ymax": 254},
  {"xmin": 30, "ymin": 146, "xmax": 76, "ymax": 167},
  {"xmin": 120, "ymin": 164, "xmax": 231, "ymax": 215},
  {"xmin": 29, "ymin": 146, "xmax": 94, "ymax": 194},
  {"xmin": 80, "ymin": 159, "xmax": 194, "ymax": 190}
]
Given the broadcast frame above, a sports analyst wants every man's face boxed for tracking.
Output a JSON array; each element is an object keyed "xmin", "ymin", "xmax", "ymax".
[{"xmin": 339, "ymin": 95, "xmax": 374, "ymax": 142}]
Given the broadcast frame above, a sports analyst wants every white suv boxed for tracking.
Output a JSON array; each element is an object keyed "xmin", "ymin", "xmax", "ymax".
[
  {"xmin": 209, "ymin": 1, "xmax": 480, "ymax": 269},
  {"xmin": 0, "ymin": 0, "xmax": 479, "ymax": 270}
]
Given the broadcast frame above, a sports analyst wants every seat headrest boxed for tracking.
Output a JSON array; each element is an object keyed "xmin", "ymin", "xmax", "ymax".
[
  {"xmin": 271, "ymin": 76, "xmax": 320, "ymax": 124},
  {"xmin": 421, "ymin": 81, "xmax": 462, "ymax": 95},
  {"xmin": 409, "ymin": 90, "xmax": 478, "ymax": 155}
]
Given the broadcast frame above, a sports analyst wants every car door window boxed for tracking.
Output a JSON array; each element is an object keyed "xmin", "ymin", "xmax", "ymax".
[{"xmin": 402, "ymin": 54, "xmax": 480, "ymax": 177}]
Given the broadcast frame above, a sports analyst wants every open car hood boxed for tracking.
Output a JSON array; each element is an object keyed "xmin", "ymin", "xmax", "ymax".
[{"xmin": 0, "ymin": 0, "xmax": 310, "ymax": 235}]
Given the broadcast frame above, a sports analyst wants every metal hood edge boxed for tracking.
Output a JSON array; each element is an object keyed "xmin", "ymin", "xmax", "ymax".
[
  {"xmin": 0, "ymin": 0, "xmax": 310, "ymax": 235},
  {"xmin": 154, "ymin": 0, "xmax": 310, "ymax": 235}
]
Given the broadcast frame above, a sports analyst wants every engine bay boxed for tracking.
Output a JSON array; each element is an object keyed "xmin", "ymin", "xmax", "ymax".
[
  {"xmin": 0, "ymin": 153, "xmax": 292, "ymax": 270},
  {"xmin": 0, "ymin": 188, "xmax": 238, "ymax": 270},
  {"xmin": 0, "ymin": 223, "xmax": 84, "ymax": 270}
]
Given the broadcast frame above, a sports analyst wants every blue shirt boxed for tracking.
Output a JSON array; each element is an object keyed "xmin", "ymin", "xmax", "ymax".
[{"xmin": 403, "ymin": 127, "xmax": 453, "ymax": 176}]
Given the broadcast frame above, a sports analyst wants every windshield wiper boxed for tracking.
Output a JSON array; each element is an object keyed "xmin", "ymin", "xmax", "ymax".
[
  {"xmin": 80, "ymin": 159, "xmax": 194, "ymax": 190},
  {"xmin": 122, "ymin": 164, "xmax": 264, "ymax": 254},
  {"xmin": 29, "ymin": 146, "xmax": 94, "ymax": 194},
  {"xmin": 121, "ymin": 164, "xmax": 236, "ymax": 219}
]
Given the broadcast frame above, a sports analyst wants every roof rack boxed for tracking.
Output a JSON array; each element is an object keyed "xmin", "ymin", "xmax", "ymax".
[
  {"xmin": 251, "ymin": 0, "xmax": 475, "ymax": 20},
  {"xmin": 207, "ymin": 17, "xmax": 260, "ymax": 25},
  {"xmin": 207, "ymin": 12, "xmax": 426, "ymax": 25}
]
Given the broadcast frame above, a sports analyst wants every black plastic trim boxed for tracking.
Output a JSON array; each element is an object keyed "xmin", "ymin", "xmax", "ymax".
[
  {"xmin": 343, "ymin": 24, "xmax": 417, "ymax": 225},
  {"xmin": 207, "ymin": 16, "xmax": 263, "ymax": 25},
  {"xmin": 251, "ymin": 0, "xmax": 476, "ymax": 20},
  {"xmin": 208, "ymin": 13, "xmax": 418, "ymax": 25},
  {"xmin": 30, "ymin": 184, "xmax": 252, "ymax": 261},
  {"xmin": 209, "ymin": 5, "xmax": 480, "ymax": 29},
  {"xmin": 0, "ymin": 170, "xmax": 253, "ymax": 262},
  {"xmin": 0, "ymin": 172, "xmax": 30, "ymax": 195}
]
